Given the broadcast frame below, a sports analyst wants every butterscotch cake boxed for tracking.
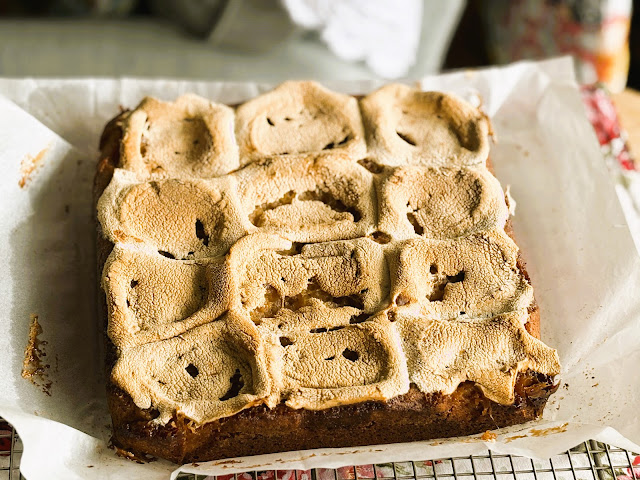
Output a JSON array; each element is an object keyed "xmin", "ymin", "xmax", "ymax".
[{"xmin": 94, "ymin": 82, "xmax": 561, "ymax": 464}]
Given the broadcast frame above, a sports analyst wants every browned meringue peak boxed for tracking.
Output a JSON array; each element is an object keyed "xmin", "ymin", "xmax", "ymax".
[
  {"xmin": 235, "ymin": 81, "xmax": 366, "ymax": 165},
  {"xmin": 226, "ymin": 234, "xmax": 389, "ymax": 320},
  {"xmin": 97, "ymin": 169, "xmax": 246, "ymax": 259},
  {"xmin": 377, "ymin": 165, "xmax": 509, "ymax": 240},
  {"xmin": 110, "ymin": 317, "xmax": 272, "ymax": 424},
  {"xmin": 102, "ymin": 245, "xmax": 231, "ymax": 348},
  {"xmin": 360, "ymin": 84, "xmax": 490, "ymax": 167},
  {"xmin": 281, "ymin": 322, "xmax": 408, "ymax": 409},
  {"xmin": 120, "ymin": 94, "xmax": 238, "ymax": 179},
  {"xmin": 391, "ymin": 230, "xmax": 533, "ymax": 320},
  {"xmin": 396, "ymin": 310, "xmax": 561, "ymax": 405},
  {"xmin": 234, "ymin": 154, "xmax": 375, "ymax": 243},
  {"xmin": 259, "ymin": 300, "xmax": 367, "ymax": 333}
]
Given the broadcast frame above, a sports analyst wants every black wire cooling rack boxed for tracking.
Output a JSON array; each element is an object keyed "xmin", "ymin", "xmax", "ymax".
[{"xmin": 2, "ymin": 417, "xmax": 638, "ymax": 480}]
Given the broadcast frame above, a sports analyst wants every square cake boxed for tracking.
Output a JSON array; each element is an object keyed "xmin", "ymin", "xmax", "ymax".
[{"xmin": 94, "ymin": 82, "xmax": 561, "ymax": 463}]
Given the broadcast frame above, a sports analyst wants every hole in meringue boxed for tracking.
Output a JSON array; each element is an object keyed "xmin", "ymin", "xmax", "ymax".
[
  {"xmin": 396, "ymin": 130, "xmax": 417, "ymax": 146},
  {"xmin": 283, "ymin": 278, "xmax": 364, "ymax": 311},
  {"xmin": 426, "ymin": 270, "xmax": 465, "ymax": 302},
  {"xmin": 195, "ymin": 219, "xmax": 209, "ymax": 247},
  {"xmin": 407, "ymin": 211, "xmax": 424, "ymax": 235},
  {"xmin": 342, "ymin": 348, "xmax": 359, "ymax": 362},
  {"xmin": 297, "ymin": 190, "xmax": 362, "ymax": 222},
  {"xmin": 447, "ymin": 271, "xmax": 465, "ymax": 283},
  {"xmin": 370, "ymin": 231, "xmax": 392, "ymax": 244},
  {"xmin": 219, "ymin": 369, "xmax": 244, "ymax": 401},
  {"xmin": 250, "ymin": 285, "xmax": 281, "ymax": 323},
  {"xmin": 249, "ymin": 191, "xmax": 296, "ymax": 226},
  {"xmin": 250, "ymin": 188, "xmax": 361, "ymax": 227},
  {"xmin": 349, "ymin": 313, "xmax": 369, "ymax": 324},
  {"xmin": 323, "ymin": 134, "xmax": 351, "ymax": 150},
  {"xmin": 185, "ymin": 364, "xmax": 199, "ymax": 378},
  {"xmin": 358, "ymin": 158, "xmax": 386, "ymax": 174}
]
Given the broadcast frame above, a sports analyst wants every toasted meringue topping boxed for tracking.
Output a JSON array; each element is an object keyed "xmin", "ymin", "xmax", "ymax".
[{"xmin": 99, "ymin": 82, "xmax": 559, "ymax": 425}]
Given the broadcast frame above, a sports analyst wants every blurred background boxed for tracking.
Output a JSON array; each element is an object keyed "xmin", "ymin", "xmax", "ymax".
[{"xmin": 0, "ymin": 0, "xmax": 637, "ymax": 92}]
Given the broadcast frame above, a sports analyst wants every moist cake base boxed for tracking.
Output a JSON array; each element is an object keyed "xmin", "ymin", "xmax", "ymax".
[{"xmin": 107, "ymin": 373, "xmax": 556, "ymax": 464}]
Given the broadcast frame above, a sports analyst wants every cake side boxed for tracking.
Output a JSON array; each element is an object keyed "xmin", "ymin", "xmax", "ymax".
[
  {"xmin": 94, "ymin": 84, "xmax": 560, "ymax": 464},
  {"xmin": 106, "ymin": 372, "xmax": 556, "ymax": 464}
]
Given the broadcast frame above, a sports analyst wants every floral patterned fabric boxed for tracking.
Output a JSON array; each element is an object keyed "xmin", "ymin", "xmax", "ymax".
[
  {"xmin": 616, "ymin": 454, "xmax": 640, "ymax": 480},
  {"xmin": 582, "ymin": 84, "xmax": 637, "ymax": 172},
  {"xmin": 481, "ymin": 0, "xmax": 632, "ymax": 92}
]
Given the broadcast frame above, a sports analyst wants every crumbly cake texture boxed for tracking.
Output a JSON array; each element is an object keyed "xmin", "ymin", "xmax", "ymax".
[{"xmin": 95, "ymin": 81, "xmax": 560, "ymax": 463}]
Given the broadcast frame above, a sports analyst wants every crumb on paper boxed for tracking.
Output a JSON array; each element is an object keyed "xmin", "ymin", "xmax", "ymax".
[
  {"xmin": 21, "ymin": 314, "xmax": 52, "ymax": 396},
  {"xmin": 592, "ymin": 383, "xmax": 599, "ymax": 387},
  {"xmin": 505, "ymin": 434, "xmax": 529, "ymax": 443},
  {"xmin": 214, "ymin": 459, "xmax": 243, "ymax": 465},
  {"xmin": 481, "ymin": 430, "xmax": 497, "ymax": 442},
  {"xmin": 529, "ymin": 422, "xmax": 569, "ymax": 437},
  {"xmin": 458, "ymin": 436, "xmax": 481, "ymax": 444},
  {"xmin": 287, "ymin": 453, "xmax": 317, "ymax": 463},
  {"xmin": 18, "ymin": 145, "xmax": 50, "ymax": 188},
  {"xmin": 215, "ymin": 462, "xmax": 263, "ymax": 470}
]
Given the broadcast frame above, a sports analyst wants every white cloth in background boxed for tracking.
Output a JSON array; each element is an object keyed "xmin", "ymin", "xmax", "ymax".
[{"xmin": 282, "ymin": 0, "xmax": 423, "ymax": 78}]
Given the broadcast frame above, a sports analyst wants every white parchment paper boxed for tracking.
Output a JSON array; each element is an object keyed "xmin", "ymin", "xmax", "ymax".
[{"xmin": 0, "ymin": 58, "xmax": 639, "ymax": 480}]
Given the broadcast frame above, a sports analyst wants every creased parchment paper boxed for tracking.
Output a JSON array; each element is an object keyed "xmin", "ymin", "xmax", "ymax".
[{"xmin": 0, "ymin": 58, "xmax": 639, "ymax": 480}]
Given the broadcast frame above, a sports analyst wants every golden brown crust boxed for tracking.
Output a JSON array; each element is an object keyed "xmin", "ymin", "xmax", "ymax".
[
  {"xmin": 360, "ymin": 84, "xmax": 490, "ymax": 167},
  {"xmin": 235, "ymin": 81, "xmax": 366, "ymax": 164},
  {"xmin": 95, "ymin": 85, "xmax": 558, "ymax": 464}
]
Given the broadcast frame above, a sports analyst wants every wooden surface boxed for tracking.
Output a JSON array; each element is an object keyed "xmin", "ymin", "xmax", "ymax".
[{"xmin": 614, "ymin": 88, "xmax": 640, "ymax": 159}]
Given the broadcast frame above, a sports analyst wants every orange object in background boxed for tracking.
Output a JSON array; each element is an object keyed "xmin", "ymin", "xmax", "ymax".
[{"xmin": 481, "ymin": 0, "xmax": 632, "ymax": 92}]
